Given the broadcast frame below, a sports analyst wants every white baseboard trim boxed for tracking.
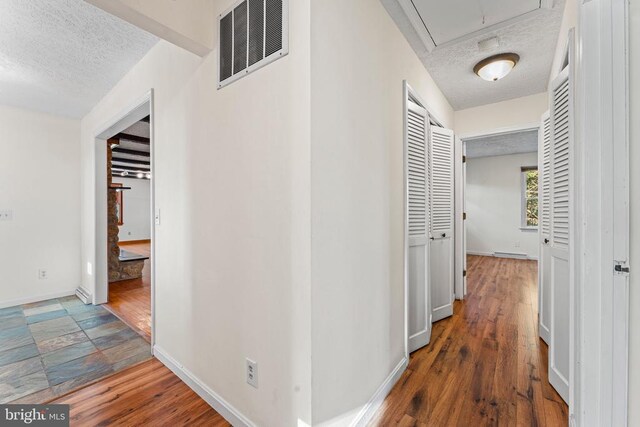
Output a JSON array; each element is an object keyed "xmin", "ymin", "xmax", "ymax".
[
  {"xmin": 350, "ymin": 357, "xmax": 408, "ymax": 427},
  {"xmin": 466, "ymin": 250, "xmax": 493, "ymax": 257},
  {"xmin": 549, "ymin": 365, "xmax": 569, "ymax": 404},
  {"xmin": 153, "ymin": 345, "xmax": 255, "ymax": 427},
  {"xmin": 0, "ymin": 289, "xmax": 77, "ymax": 309},
  {"xmin": 539, "ymin": 322, "xmax": 550, "ymax": 344}
]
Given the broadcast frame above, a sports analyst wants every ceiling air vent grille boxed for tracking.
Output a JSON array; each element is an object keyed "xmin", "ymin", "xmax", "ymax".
[{"xmin": 218, "ymin": 0, "xmax": 288, "ymax": 88}]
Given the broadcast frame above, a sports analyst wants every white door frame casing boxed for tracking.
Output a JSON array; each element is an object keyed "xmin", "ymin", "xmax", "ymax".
[
  {"xmin": 574, "ymin": 0, "xmax": 630, "ymax": 425},
  {"xmin": 87, "ymin": 90, "xmax": 156, "ymax": 349},
  {"xmin": 454, "ymin": 136, "xmax": 465, "ymax": 300}
]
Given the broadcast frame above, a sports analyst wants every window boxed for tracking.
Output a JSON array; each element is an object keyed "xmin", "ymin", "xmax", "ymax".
[{"xmin": 521, "ymin": 167, "xmax": 538, "ymax": 229}]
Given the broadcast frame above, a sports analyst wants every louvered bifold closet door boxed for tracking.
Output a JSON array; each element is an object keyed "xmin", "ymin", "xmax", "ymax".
[
  {"xmin": 407, "ymin": 100, "xmax": 431, "ymax": 353},
  {"xmin": 552, "ymin": 77, "xmax": 570, "ymax": 249},
  {"xmin": 541, "ymin": 113, "xmax": 552, "ymax": 240},
  {"xmin": 548, "ymin": 65, "xmax": 572, "ymax": 404},
  {"xmin": 408, "ymin": 105, "xmax": 428, "ymax": 241},
  {"xmin": 430, "ymin": 128, "xmax": 454, "ymax": 239},
  {"xmin": 429, "ymin": 126, "xmax": 455, "ymax": 323},
  {"xmin": 539, "ymin": 111, "xmax": 552, "ymax": 345}
]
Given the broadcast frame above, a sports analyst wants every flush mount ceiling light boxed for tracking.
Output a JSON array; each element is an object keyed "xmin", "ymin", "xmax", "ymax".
[{"xmin": 473, "ymin": 53, "xmax": 520, "ymax": 82}]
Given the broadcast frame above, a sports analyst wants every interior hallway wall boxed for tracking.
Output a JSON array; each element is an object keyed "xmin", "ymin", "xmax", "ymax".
[
  {"xmin": 112, "ymin": 177, "xmax": 151, "ymax": 242},
  {"xmin": 0, "ymin": 105, "xmax": 80, "ymax": 307},
  {"xmin": 454, "ymin": 92, "xmax": 549, "ymax": 137},
  {"xmin": 466, "ymin": 152, "xmax": 539, "ymax": 259},
  {"xmin": 310, "ymin": 0, "xmax": 453, "ymax": 424},
  {"xmin": 80, "ymin": 0, "xmax": 312, "ymax": 424}
]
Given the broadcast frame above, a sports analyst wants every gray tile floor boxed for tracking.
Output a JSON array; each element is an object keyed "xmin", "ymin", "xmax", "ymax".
[{"xmin": 0, "ymin": 296, "xmax": 151, "ymax": 403}]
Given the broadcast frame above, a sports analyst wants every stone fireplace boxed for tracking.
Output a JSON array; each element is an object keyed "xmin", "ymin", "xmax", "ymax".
[{"xmin": 107, "ymin": 139, "xmax": 146, "ymax": 282}]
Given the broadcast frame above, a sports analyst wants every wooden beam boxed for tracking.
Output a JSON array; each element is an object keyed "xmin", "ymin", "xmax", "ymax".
[
  {"xmin": 115, "ymin": 133, "xmax": 150, "ymax": 144},
  {"xmin": 111, "ymin": 165, "xmax": 151, "ymax": 172},
  {"xmin": 112, "ymin": 147, "xmax": 150, "ymax": 157},
  {"xmin": 112, "ymin": 157, "xmax": 151, "ymax": 166}
]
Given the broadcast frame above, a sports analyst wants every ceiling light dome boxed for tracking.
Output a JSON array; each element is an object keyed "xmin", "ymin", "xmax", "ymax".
[{"xmin": 473, "ymin": 53, "xmax": 520, "ymax": 82}]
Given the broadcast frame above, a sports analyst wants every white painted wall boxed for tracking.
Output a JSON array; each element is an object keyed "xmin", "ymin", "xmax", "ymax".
[
  {"xmin": 454, "ymin": 92, "xmax": 549, "ymax": 137},
  {"xmin": 80, "ymin": 0, "xmax": 311, "ymax": 424},
  {"xmin": 310, "ymin": 0, "xmax": 453, "ymax": 424},
  {"xmin": 628, "ymin": 0, "xmax": 639, "ymax": 423},
  {"xmin": 112, "ymin": 177, "xmax": 150, "ymax": 242},
  {"xmin": 465, "ymin": 153, "xmax": 539, "ymax": 260},
  {"xmin": 0, "ymin": 106, "xmax": 80, "ymax": 307}
]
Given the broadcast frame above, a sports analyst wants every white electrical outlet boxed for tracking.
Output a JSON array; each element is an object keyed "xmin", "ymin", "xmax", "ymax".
[
  {"xmin": 38, "ymin": 269, "xmax": 48, "ymax": 280},
  {"xmin": 246, "ymin": 358, "xmax": 258, "ymax": 388},
  {"xmin": 0, "ymin": 210, "xmax": 13, "ymax": 221}
]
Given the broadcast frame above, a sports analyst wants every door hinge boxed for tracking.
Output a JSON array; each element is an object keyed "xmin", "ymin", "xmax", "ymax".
[
  {"xmin": 462, "ymin": 155, "xmax": 466, "ymax": 163},
  {"xmin": 463, "ymin": 212, "xmax": 467, "ymax": 220},
  {"xmin": 614, "ymin": 262, "xmax": 630, "ymax": 274},
  {"xmin": 463, "ymin": 269, "xmax": 467, "ymax": 277}
]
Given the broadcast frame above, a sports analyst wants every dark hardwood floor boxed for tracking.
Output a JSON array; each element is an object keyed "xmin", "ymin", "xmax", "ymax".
[
  {"xmin": 105, "ymin": 241, "xmax": 151, "ymax": 342},
  {"xmin": 370, "ymin": 255, "xmax": 568, "ymax": 426},
  {"xmin": 51, "ymin": 358, "xmax": 230, "ymax": 426}
]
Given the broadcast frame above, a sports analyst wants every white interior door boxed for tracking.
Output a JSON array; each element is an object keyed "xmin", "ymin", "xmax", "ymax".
[
  {"xmin": 406, "ymin": 100, "xmax": 431, "ymax": 352},
  {"xmin": 548, "ymin": 66, "xmax": 572, "ymax": 403},
  {"xmin": 454, "ymin": 137, "xmax": 467, "ymax": 300},
  {"xmin": 430, "ymin": 126, "xmax": 454, "ymax": 322},
  {"xmin": 539, "ymin": 111, "xmax": 551, "ymax": 344}
]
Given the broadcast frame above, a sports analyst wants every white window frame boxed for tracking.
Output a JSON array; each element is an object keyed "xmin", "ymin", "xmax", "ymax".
[{"xmin": 520, "ymin": 166, "xmax": 539, "ymax": 230}]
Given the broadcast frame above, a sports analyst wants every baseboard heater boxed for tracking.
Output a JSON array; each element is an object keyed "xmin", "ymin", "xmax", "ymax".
[
  {"xmin": 75, "ymin": 287, "xmax": 92, "ymax": 304},
  {"xmin": 493, "ymin": 251, "xmax": 528, "ymax": 259}
]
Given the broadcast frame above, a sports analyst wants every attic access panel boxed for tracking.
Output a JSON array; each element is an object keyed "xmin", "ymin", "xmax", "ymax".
[
  {"xmin": 410, "ymin": 0, "xmax": 540, "ymax": 46},
  {"xmin": 218, "ymin": 0, "xmax": 289, "ymax": 88}
]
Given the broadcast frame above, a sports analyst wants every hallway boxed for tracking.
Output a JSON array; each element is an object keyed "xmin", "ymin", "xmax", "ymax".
[{"xmin": 370, "ymin": 255, "xmax": 568, "ymax": 426}]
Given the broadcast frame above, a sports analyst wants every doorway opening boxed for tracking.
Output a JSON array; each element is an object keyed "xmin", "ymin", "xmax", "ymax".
[
  {"xmin": 92, "ymin": 93, "xmax": 155, "ymax": 354},
  {"xmin": 105, "ymin": 114, "xmax": 153, "ymax": 342}
]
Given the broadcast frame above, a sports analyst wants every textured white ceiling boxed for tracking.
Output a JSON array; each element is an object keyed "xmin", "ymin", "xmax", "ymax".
[
  {"xmin": 0, "ymin": 0, "xmax": 158, "ymax": 118},
  {"xmin": 380, "ymin": 0, "xmax": 565, "ymax": 110},
  {"xmin": 465, "ymin": 129, "xmax": 538, "ymax": 158}
]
